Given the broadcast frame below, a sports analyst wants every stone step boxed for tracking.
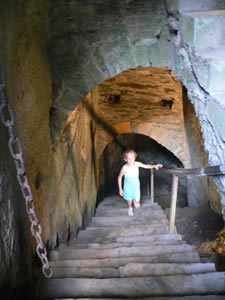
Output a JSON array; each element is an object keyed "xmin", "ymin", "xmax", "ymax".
[
  {"xmin": 181, "ymin": 10, "xmax": 225, "ymax": 52},
  {"xmin": 51, "ymin": 266, "xmax": 120, "ymax": 279},
  {"xmin": 50, "ymin": 296, "xmax": 225, "ymax": 300},
  {"xmin": 69, "ymin": 233, "xmax": 183, "ymax": 246},
  {"xmin": 51, "ymin": 244, "xmax": 194, "ymax": 260},
  {"xmin": 120, "ymin": 262, "xmax": 216, "ymax": 277},
  {"xmin": 97, "ymin": 197, "xmax": 158, "ymax": 209},
  {"xmin": 77, "ymin": 225, "xmax": 169, "ymax": 241},
  {"xmin": 50, "ymin": 263, "xmax": 216, "ymax": 279},
  {"xmin": 95, "ymin": 206, "xmax": 163, "ymax": 217},
  {"xmin": 89, "ymin": 216, "xmax": 168, "ymax": 228},
  {"xmin": 50, "ymin": 251, "xmax": 200, "ymax": 268},
  {"xmin": 67, "ymin": 239, "xmax": 186, "ymax": 249},
  {"xmin": 87, "ymin": 223, "xmax": 168, "ymax": 230},
  {"xmin": 39, "ymin": 272, "xmax": 225, "ymax": 298}
]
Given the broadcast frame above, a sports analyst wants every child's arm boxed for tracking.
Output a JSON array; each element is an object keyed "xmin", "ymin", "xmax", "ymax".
[
  {"xmin": 137, "ymin": 162, "xmax": 163, "ymax": 170},
  {"xmin": 118, "ymin": 167, "xmax": 125, "ymax": 197}
]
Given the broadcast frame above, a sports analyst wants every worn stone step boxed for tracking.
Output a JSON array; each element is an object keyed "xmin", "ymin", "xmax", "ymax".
[
  {"xmin": 95, "ymin": 206, "xmax": 163, "ymax": 217},
  {"xmin": 70, "ymin": 233, "xmax": 182, "ymax": 246},
  {"xmin": 97, "ymin": 197, "xmax": 158, "ymax": 209},
  {"xmin": 67, "ymin": 239, "xmax": 186, "ymax": 249},
  {"xmin": 181, "ymin": 10, "xmax": 225, "ymax": 51},
  {"xmin": 39, "ymin": 272, "xmax": 225, "ymax": 298},
  {"xmin": 50, "ymin": 251, "xmax": 200, "ymax": 268},
  {"xmin": 87, "ymin": 223, "xmax": 168, "ymax": 231},
  {"xmin": 51, "ymin": 244, "xmax": 194, "ymax": 260},
  {"xmin": 114, "ymin": 233, "xmax": 182, "ymax": 243},
  {"xmin": 50, "ymin": 296, "xmax": 225, "ymax": 300},
  {"xmin": 50, "ymin": 262, "xmax": 216, "ymax": 279},
  {"xmin": 89, "ymin": 216, "xmax": 168, "ymax": 228},
  {"xmin": 77, "ymin": 225, "xmax": 169, "ymax": 241},
  {"xmin": 51, "ymin": 266, "xmax": 120, "ymax": 279},
  {"xmin": 119, "ymin": 262, "xmax": 216, "ymax": 277}
]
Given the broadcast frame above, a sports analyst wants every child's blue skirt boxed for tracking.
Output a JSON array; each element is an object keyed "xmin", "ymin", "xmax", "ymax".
[{"xmin": 123, "ymin": 177, "xmax": 140, "ymax": 201}]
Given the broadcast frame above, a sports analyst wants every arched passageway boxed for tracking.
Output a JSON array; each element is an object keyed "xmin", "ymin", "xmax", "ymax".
[{"xmin": 99, "ymin": 133, "xmax": 187, "ymax": 210}]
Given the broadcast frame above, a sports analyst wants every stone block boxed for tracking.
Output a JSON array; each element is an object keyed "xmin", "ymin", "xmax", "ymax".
[
  {"xmin": 167, "ymin": 0, "xmax": 225, "ymax": 13},
  {"xmin": 181, "ymin": 10, "xmax": 225, "ymax": 51},
  {"xmin": 150, "ymin": 37, "xmax": 170, "ymax": 68},
  {"xmin": 207, "ymin": 100, "xmax": 225, "ymax": 142},
  {"xmin": 192, "ymin": 49, "xmax": 225, "ymax": 94}
]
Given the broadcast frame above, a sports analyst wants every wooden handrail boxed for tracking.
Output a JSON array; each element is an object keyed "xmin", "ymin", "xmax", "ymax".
[
  {"xmin": 158, "ymin": 165, "xmax": 225, "ymax": 177},
  {"xmin": 151, "ymin": 164, "xmax": 225, "ymax": 233}
]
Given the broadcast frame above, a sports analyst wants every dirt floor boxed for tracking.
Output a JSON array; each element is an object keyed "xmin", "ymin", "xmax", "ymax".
[{"xmin": 165, "ymin": 206, "xmax": 225, "ymax": 271}]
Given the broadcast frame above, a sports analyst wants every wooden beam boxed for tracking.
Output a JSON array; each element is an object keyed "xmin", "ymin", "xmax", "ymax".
[
  {"xmin": 159, "ymin": 165, "xmax": 225, "ymax": 177},
  {"xmin": 169, "ymin": 175, "xmax": 179, "ymax": 233}
]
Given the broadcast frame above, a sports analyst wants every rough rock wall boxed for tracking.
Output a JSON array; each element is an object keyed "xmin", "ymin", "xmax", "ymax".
[
  {"xmin": 0, "ymin": 122, "xmax": 31, "ymax": 297},
  {"xmin": 0, "ymin": 0, "xmax": 99, "ymax": 253},
  {"xmin": 183, "ymin": 89, "xmax": 222, "ymax": 211},
  {"xmin": 54, "ymin": 94, "xmax": 97, "ymax": 242},
  {"xmin": 166, "ymin": 0, "xmax": 225, "ymax": 216},
  {"xmin": 0, "ymin": 0, "xmax": 52, "ymax": 295}
]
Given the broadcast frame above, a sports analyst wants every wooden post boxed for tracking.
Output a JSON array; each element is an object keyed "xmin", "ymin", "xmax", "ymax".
[
  {"xmin": 169, "ymin": 175, "xmax": 179, "ymax": 233},
  {"xmin": 150, "ymin": 169, "xmax": 154, "ymax": 202},
  {"xmin": 146, "ymin": 173, "xmax": 149, "ymax": 198}
]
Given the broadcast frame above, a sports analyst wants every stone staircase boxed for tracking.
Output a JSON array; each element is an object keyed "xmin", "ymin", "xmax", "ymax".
[{"xmin": 39, "ymin": 196, "xmax": 225, "ymax": 299}]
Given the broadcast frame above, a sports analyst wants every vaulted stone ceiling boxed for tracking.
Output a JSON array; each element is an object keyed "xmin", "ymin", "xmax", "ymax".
[{"xmin": 48, "ymin": 0, "xmax": 169, "ymax": 142}]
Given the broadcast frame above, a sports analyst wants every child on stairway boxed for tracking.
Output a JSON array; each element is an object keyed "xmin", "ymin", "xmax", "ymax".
[{"xmin": 118, "ymin": 149, "xmax": 163, "ymax": 216}]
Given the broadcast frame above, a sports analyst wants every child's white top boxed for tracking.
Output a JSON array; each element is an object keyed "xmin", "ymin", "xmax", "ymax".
[{"xmin": 123, "ymin": 162, "xmax": 139, "ymax": 178}]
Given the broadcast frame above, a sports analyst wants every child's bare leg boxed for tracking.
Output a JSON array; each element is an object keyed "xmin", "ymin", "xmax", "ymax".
[
  {"xmin": 128, "ymin": 200, "xmax": 132, "ymax": 208},
  {"xmin": 127, "ymin": 200, "xmax": 134, "ymax": 216},
  {"xmin": 134, "ymin": 198, "xmax": 140, "ymax": 208}
]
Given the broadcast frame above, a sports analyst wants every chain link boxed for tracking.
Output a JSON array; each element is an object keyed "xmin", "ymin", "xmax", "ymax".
[{"xmin": 0, "ymin": 70, "xmax": 53, "ymax": 278}]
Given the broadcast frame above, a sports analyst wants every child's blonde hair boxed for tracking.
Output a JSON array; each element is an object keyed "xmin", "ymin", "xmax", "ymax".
[{"xmin": 123, "ymin": 149, "xmax": 137, "ymax": 160}]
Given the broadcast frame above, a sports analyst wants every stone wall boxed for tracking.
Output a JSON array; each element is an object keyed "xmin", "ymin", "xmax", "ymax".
[
  {"xmin": 0, "ymin": 122, "xmax": 31, "ymax": 297},
  {"xmin": 54, "ymin": 94, "xmax": 98, "ymax": 242},
  {"xmin": 0, "ymin": 0, "xmax": 52, "ymax": 295},
  {"xmin": 167, "ymin": 1, "xmax": 225, "ymax": 216}
]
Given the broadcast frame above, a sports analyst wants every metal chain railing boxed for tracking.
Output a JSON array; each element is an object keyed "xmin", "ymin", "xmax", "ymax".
[{"xmin": 0, "ymin": 70, "xmax": 53, "ymax": 278}]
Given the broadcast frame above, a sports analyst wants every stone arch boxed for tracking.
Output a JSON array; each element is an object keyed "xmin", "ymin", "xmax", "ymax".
[
  {"xmin": 49, "ymin": 0, "xmax": 225, "ymax": 219},
  {"xmin": 82, "ymin": 66, "xmax": 190, "ymax": 169},
  {"xmin": 96, "ymin": 120, "xmax": 189, "ymax": 169},
  {"xmin": 49, "ymin": 0, "xmax": 170, "ymax": 142}
]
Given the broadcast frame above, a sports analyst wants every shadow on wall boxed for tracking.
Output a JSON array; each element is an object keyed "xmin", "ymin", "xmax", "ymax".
[{"xmin": 98, "ymin": 133, "xmax": 187, "ymax": 209}]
